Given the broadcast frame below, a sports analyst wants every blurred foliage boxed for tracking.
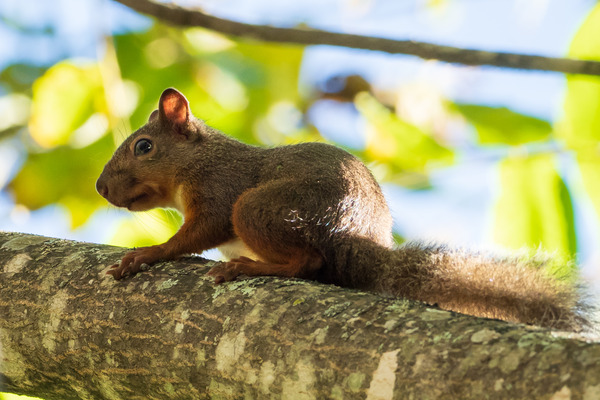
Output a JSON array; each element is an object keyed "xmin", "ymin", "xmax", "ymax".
[
  {"xmin": 1, "ymin": 3, "xmax": 600, "ymax": 264},
  {"xmin": 9, "ymin": 134, "xmax": 113, "ymax": 228},
  {"xmin": 562, "ymin": 3, "xmax": 600, "ymax": 230},
  {"xmin": 29, "ymin": 61, "xmax": 105, "ymax": 148},
  {"xmin": 494, "ymin": 155, "xmax": 576, "ymax": 259},
  {"xmin": 356, "ymin": 92, "xmax": 454, "ymax": 181},
  {"xmin": 0, "ymin": 393, "xmax": 42, "ymax": 400},
  {"xmin": 454, "ymin": 104, "xmax": 552, "ymax": 145}
]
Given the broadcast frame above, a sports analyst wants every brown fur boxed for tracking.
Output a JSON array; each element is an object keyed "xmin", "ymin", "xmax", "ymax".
[{"xmin": 96, "ymin": 88, "xmax": 593, "ymax": 331}]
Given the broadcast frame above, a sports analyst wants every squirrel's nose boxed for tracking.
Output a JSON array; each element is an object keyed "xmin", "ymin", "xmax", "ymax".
[{"xmin": 96, "ymin": 176, "xmax": 109, "ymax": 198}]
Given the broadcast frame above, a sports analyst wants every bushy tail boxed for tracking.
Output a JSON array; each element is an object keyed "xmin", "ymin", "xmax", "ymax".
[{"xmin": 327, "ymin": 237, "xmax": 594, "ymax": 331}]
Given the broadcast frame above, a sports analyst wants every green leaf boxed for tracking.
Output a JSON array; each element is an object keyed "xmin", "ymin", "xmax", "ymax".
[
  {"xmin": 108, "ymin": 209, "xmax": 182, "ymax": 248},
  {"xmin": 355, "ymin": 92, "xmax": 453, "ymax": 180},
  {"xmin": 0, "ymin": 63, "xmax": 47, "ymax": 92},
  {"xmin": 567, "ymin": 3, "xmax": 600, "ymax": 61},
  {"xmin": 494, "ymin": 155, "xmax": 576, "ymax": 259},
  {"xmin": 29, "ymin": 61, "xmax": 105, "ymax": 148},
  {"xmin": 113, "ymin": 24, "xmax": 307, "ymax": 146},
  {"xmin": 114, "ymin": 26, "xmax": 215, "ymax": 130},
  {"xmin": 9, "ymin": 134, "xmax": 114, "ymax": 228},
  {"xmin": 562, "ymin": 3, "xmax": 600, "ymax": 225},
  {"xmin": 560, "ymin": 75, "xmax": 600, "ymax": 149},
  {"xmin": 0, "ymin": 393, "xmax": 44, "ymax": 400},
  {"xmin": 455, "ymin": 104, "xmax": 552, "ymax": 145},
  {"xmin": 575, "ymin": 157, "xmax": 600, "ymax": 225},
  {"xmin": 208, "ymin": 40, "xmax": 306, "ymax": 144}
]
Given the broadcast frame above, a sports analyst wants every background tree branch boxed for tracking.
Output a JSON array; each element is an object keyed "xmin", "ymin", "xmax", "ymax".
[
  {"xmin": 113, "ymin": 0, "xmax": 600, "ymax": 76},
  {"xmin": 1, "ymin": 231, "xmax": 600, "ymax": 399}
]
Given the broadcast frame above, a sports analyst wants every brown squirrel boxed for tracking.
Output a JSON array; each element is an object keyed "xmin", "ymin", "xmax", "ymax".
[{"xmin": 96, "ymin": 88, "xmax": 592, "ymax": 331}]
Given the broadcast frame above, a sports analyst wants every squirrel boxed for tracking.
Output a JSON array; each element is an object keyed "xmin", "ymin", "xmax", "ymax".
[{"xmin": 96, "ymin": 88, "xmax": 592, "ymax": 331}]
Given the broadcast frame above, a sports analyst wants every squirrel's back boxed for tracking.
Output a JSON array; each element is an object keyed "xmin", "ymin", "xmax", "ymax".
[{"xmin": 253, "ymin": 142, "xmax": 395, "ymax": 250}]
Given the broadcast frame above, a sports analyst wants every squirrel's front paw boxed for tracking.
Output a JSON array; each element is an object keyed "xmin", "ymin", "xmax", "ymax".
[{"xmin": 107, "ymin": 246, "xmax": 165, "ymax": 280}]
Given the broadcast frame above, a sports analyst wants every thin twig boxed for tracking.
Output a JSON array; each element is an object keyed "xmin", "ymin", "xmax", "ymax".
[{"xmin": 113, "ymin": 0, "xmax": 600, "ymax": 76}]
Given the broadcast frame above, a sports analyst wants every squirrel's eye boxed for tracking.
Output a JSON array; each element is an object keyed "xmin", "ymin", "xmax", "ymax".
[{"xmin": 134, "ymin": 139, "xmax": 153, "ymax": 156}]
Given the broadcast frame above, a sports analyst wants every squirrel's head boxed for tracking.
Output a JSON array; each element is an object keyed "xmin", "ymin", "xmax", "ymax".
[{"xmin": 96, "ymin": 88, "xmax": 201, "ymax": 212}]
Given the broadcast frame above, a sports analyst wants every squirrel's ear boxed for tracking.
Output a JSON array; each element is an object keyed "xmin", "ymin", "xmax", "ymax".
[
  {"xmin": 158, "ymin": 88, "xmax": 190, "ymax": 127},
  {"xmin": 148, "ymin": 110, "xmax": 159, "ymax": 122}
]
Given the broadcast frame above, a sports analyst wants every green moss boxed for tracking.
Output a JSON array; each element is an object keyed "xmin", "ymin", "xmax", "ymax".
[
  {"xmin": 420, "ymin": 308, "xmax": 452, "ymax": 321},
  {"xmin": 330, "ymin": 385, "xmax": 344, "ymax": 399},
  {"xmin": 323, "ymin": 302, "xmax": 352, "ymax": 318},
  {"xmin": 163, "ymin": 382, "xmax": 175, "ymax": 395},
  {"xmin": 346, "ymin": 373, "xmax": 365, "ymax": 392},
  {"xmin": 158, "ymin": 278, "xmax": 178, "ymax": 291},
  {"xmin": 293, "ymin": 298, "xmax": 305, "ymax": 306}
]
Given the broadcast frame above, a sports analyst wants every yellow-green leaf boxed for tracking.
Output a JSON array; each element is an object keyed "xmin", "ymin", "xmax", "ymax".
[
  {"xmin": 9, "ymin": 134, "xmax": 114, "ymax": 228},
  {"xmin": 455, "ymin": 104, "xmax": 552, "ymax": 145},
  {"xmin": 108, "ymin": 209, "xmax": 182, "ymax": 248},
  {"xmin": 562, "ymin": 3, "xmax": 600, "ymax": 226},
  {"xmin": 29, "ymin": 61, "xmax": 105, "ymax": 148},
  {"xmin": 355, "ymin": 92, "xmax": 453, "ymax": 178},
  {"xmin": 0, "ymin": 393, "xmax": 44, "ymax": 400},
  {"xmin": 494, "ymin": 155, "xmax": 576, "ymax": 259}
]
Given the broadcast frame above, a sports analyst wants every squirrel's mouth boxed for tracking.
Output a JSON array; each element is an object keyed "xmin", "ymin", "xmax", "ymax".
[{"xmin": 126, "ymin": 193, "xmax": 150, "ymax": 210}]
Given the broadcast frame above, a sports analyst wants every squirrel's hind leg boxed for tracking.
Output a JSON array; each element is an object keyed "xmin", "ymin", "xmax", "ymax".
[
  {"xmin": 207, "ymin": 182, "xmax": 326, "ymax": 284},
  {"xmin": 207, "ymin": 250, "xmax": 323, "ymax": 284}
]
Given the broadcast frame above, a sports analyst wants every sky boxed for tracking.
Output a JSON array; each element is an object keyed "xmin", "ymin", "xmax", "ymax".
[{"xmin": 0, "ymin": 0, "xmax": 599, "ymax": 272}]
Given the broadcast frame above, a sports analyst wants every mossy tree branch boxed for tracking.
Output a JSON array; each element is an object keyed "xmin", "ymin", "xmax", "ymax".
[
  {"xmin": 0, "ymin": 231, "xmax": 599, "ymax": 399},
  {"xmin": 112, "ymin": 0, "xmax": 600, "ymax": 76}
]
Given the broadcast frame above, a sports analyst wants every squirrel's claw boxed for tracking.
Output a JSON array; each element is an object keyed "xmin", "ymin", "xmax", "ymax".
[
  {"xmin": 107, "ymin": 246, "xmax": 165, "ymax": 280},
  {"xmin": 106, "ymin": 264, "xmax": 123, "ymax": 279},
  {"xmin": 106, "ymin": 261, "xmax": 142, "ymax": 280},
  {"xmin": 207, "ymin": 261, "xmax": 243, "ymax": 284}
]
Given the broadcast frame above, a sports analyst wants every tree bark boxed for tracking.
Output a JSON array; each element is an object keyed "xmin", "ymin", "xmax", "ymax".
[
  {"xmin": 0, "ymin": 231, "xmax": 599, "ymax": 400},
  {"xmin": 112, "ymin": 0, "xmax": 600, "ymax": 77}
]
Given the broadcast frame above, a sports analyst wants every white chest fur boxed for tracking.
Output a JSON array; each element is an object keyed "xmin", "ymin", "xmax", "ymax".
[
  {"xmin": 172, "ymin": 185, "xmax": 186, "ymax": 214},
  {"xmin": 171, "ymin": 186, "xmax": 258, "ymax": 261},
  {"xmin": 217, "ymin": 237, "xmax": 261, "ymax": 261}
]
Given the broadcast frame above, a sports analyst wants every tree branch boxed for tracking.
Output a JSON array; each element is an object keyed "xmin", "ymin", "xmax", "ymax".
[
  {"xmin": 112, "ymin": 0, "xmax": 600, "ymax": 76},
  {"xmin": 1, "ymin": 231, "xmax": 600, "ymax": 399}
]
